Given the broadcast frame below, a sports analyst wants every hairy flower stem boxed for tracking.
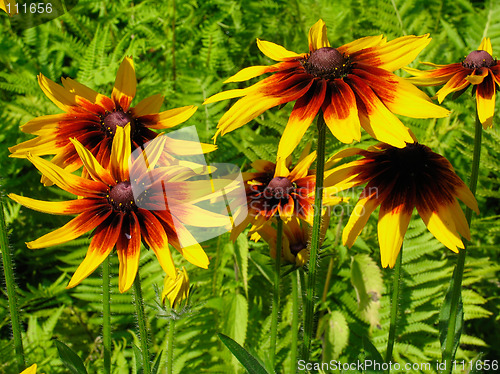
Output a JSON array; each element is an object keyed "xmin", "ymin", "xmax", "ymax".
[
  {"xmin": 301, "ymin": 114, "xmax": 327, "ymax": 363},
  {"xmin": 290, "ymin": 270, "xmax": 299, "ymax": 372},
  {"xmin": 133, "ymin": 274, "xmax": 151, "ymax": 374},
  {"xmin": 0, "ymin": 196, "xmax": 25, "ymax": 372},
  {"xmin": 102, "ymin": 257, "xmax": 111, "ymax": 374},
  {"xmin": 442, "ymin": 110, "xmax": 482, "ymax": 373},
  {"xmin": 166, "ymin": 318, "xmax": 175, "ymax": 374},
  {"xmin": 269, "ymin": 217, "xmax": 283, "ymax": 370},
  {"xmin": 386, "ymin": 249, "xmax": 403, "ymax": 364}
]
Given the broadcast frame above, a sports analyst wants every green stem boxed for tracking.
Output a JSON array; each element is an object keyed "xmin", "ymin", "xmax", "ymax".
[
  {"xmin": 269, "ymin": 217, "xmax": 283, "ymax": 370},
  {"xmin": 301, "ymin": 114, "xmax": 327, "ymax": 363},
  {"xmin": 133, "ymin": 273, "xmax": 151, "ymax": 374},
  {"xmin": 0, "ymin": 196, "xmax": 25, "ymax": 371},
  {"xmin": 385, "ymin": 249, "xmax": 403, "ymax": 365},
  {"xmin": 102, "ymin": 257, "xmax": 111, "ymax": 374},
  {"xmin": 442, "ymin": 110, "xmax": 482, "ymax": 373},
  {"xmin": 166, "ymin": 318, "xmax": 175, "ymax": 374},
  {"xmin": 290, "ymin": 270, "xmax": 299, "ymax": 373}
]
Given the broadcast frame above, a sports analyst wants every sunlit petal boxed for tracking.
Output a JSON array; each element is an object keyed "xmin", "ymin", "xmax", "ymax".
[{"xmin": 111, "ymin": 56, "xmax": 136, "ymax": 111}]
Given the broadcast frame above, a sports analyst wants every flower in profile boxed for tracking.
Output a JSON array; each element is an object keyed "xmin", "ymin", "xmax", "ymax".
[
  {"xmin": 406, "ymin": 38, "xmax": 499, "ymax": 128},
  {"xmin": 0, "ymin": 0, "xmax": 16, "ymax": 16},
  {"xmin": 9, "ymin": 124, "xmax": 229, "ymax": 292},
  {"xmin": 231, "ymin": 148, "xmax": 342, "ymax": 239},
  {"xmin": 204, "ymin": 19, "xmax": 449, "ymax": 160},
  {"xmin": 325, "ymin": 142, "xmax": 479, "ymax": 268},
  {"xmin": 9, "ymin": 57, "xmax": 215, "ymax": 184},
  {"xmin": 162, "ymin": 267, "xmax": 190, "ymax": 308},
  {"xmin": 254, "ymin": 213, "xmax": 330, "ymax": 267}
]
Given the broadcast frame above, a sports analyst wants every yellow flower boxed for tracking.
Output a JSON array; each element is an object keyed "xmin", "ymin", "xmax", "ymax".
[
  {"xmin": 9, "ymin": 57, "xmax": 215, "ymax": 185},
  {"xmin": 9, "ymin": 124, "xmax": 229, "ymax": 292},
  {"xmin": 406, "ymin": 37, "xmax": 500, "ymax": 128},
  {"xmin": 205, "ymin": 19, "xmax": 448, "ymax": 160},
  {"xmin": 162, "ymin": 267, "xmax": 190, "ymax": 308},
  {"xmin": 20, "ymin": 364, "xmax": 41, "ymax": 374},
  {"xmin": 326, "ymin": 142, "xmax": 478, "ymax": 268}
]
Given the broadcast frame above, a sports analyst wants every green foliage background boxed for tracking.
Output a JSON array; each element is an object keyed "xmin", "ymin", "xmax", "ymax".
[{"xmin": 0, "ymin": 0, "xmax": 499, "ymax": 373}]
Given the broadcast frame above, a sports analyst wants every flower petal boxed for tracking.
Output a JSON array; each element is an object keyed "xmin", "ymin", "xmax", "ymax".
[
  {"xmin": 116, "ymin": 212, "xmax": 142, "ymax": 292},
  {"xmin": 67, "ymin": 213, "xmax": 122, "ymax": 289},
  {"xmin": 478, "ymin": 37, "xmax": 493, "ymax": 55},
  {"xmin": 354, "ymin": 66, "xmax": 450, "ymax": 118},
  {"xmin": 308, "ymin": 19, "xmax": 330, "ymax": 51},
  {"xmin": 348, "ymin": 75, "xmax": 413, "ymax": 148},
  {"xmin": 132, "ymin": 94, "xmax": 164, "ymax": 117},
  {"xmin": 28, "ymin": 209, "xmax": 111, "ymax": 249},
  {"xmin": 8, "ymin": 194, "xmax": 99, "ymax": 215},
  {"xmin": 277, "ymin": 80, "xmax": 327, "ymax": 159},
  {"xmin": 171, "ymin": 216, "xmax": 209, "ymax": 268},
  {"xmin": 351, "ymin": 34, "xmax": 431, "ymax": 72},
  {"xmin": 148, "ymin": 105, "xmax": 197, "ymax": 129},
  {"xmin": 476, "ymin": 72, "xmax": 496, "ymax": 128},
  {"xmin": 288, "ymin": 151, "xmax": 316, "ymax": 180},
  {"xmin": 27, "ymin": 153, "xmax": 106, "ymax": 197},
  {"xmin": 61, "ymin": 77, "xmax": 99, "ymax": 103},
  {"xmin": 377, "ymin": 205, "xmax": 412, "ymax": 268},
  {"xmin": 18, "ymin": 114, "xmax": 62, "ymax": 135},
  {"xmin": 8, "ymin": 135, "xmax": 58, "ymax": 157},
  {"xmin": 224, "ymin": 64, "xmax": 281, "ymax": 83},
  {"xmin": 38, "ymin": 74, "xmax": 76, "ymax": 111},
  {"xmin": 110, "ymin": 123, "xmax": 132, "ymax": 181},
  {"xmin": 338, "ymin": 35, "xmax": 385, "ymax": 55},
  {"xmin": 418, "ymin": 204, "xmax": 465, "ymax": 252},
  {"xmin": 112, "ymin": 57, "xmax": 136, "ymax": 111},
  {"xmin": 70, "ymin": 138, "xmax": 115, "ymax": 185},
  {"xmin": 138, "ymin": 210, "xmax": 176, "ymax": 278},
  {"xmin": 343, "ymin": 195, "xmax": 380, "ymax": 248},
  {"xmin": 257, "ymin": 39, "xmax": 305, "ymax": 61},
  {"xmin": 435, "ymin": 69, "xmax": 470, "ymax": 103},
  {"xmin": 322, "ymin": 80, "xmax": 361, "ymax": 144}
]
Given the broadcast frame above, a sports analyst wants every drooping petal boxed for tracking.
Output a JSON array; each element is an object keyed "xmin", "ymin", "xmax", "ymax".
[
  {"xmin": 8, "ymin": 135, "xmax": 59, "ymax": 157},
  {"xmin": 27, "ymin": 153, "xmax": 107, "ymax": 197},
  {"xmin": 308, "ymin": 19, "xmax": 330, "ymax": 51},
  {"xmin": 351, "ymin": 34, "xmax": 431, "ymax": 72},
  {"xmin": 171, "ymin": 216, "xmax": 209, "ymax": 269},
  {"xmin": 112, "ymin": 57, "xmax": 136, "ymax": 111},
  {"xmin": 116, "ymin": 212, "xmax": 142, "ymax": 292},
  {"xmin": 257, "ymin": 39, "xmax": 305, "ymax": 61},
  {"xmin": 67, "ymin": 213, "xmax": 122, "ymax": 289},
  {"xmin": 18, "ymin": 114, "xmax": 62, "ymax": 135},
  {"xmin": 138, "ymin": 210, "xmax": 176, "ymax": 278},
  {"xmin": 404, "ymin": 63, "xmax": 463, "ymax": 86},
  {"xmin": 418, "ymin": 204, "xmax": 464, "ymax": 252},
  {"xmin": 322, "ymin": 80, "xmax": 361, "ymax": 144},
  {"xmin": 110, "ymin": 123, "xmax": 132, "ymax": 181},
  {"xmin": 377, "ymin": 205, "xmax": 412, "ymax": 268},
  {"xmin": 277, "ymin": 80, "xmax": 326, "ymax": 159},
  {"xmin": 348, "ymin": 75, "xmax": 413, "ymax": 148},
  {"xmin": 435, "ymin": 69, "xmax": 470, "ymax": 103},
  {"xmin": 476, "ymin": 73, "xmax": 496, "ymax": 128},
  {"xmin": 354, "ymin": 66, "xmax": 450, "ymax": 118},
  {"xmin": 27, "ymin": 209, "xmax": 111, "ymax": 249},
  {"xmin": 343, "ymin": 195, "xmax": 380, "ymax": 248},
  {"xmin": 132, "ymin": 94, "xmax": 164, "ymax": 117},
  {"xmin": 70, "ymin": 138, "xmax": 115, "ymax": 185},
  {"xmin": 455, "ymin": 184, "xmax": 479, "ymax": 214},
  {"xmin": 466, "ymin": 67, "xmax": 489, "ymax": 85},
  {"xmin": 38, "ymin": 74, "xmax": 77, "ymax": 111},
  {"xmin": 9, "ymin": 194, "xmax": 99, "ymax": 215},
  {"xmin": 224, "ymin": 64, "xmax": 282, "ymax": 83},
  {"xmin": 325, "ymin": 147, "xmax": 364, "ymax": 168},
  {"xmin": 448, "ymin": 199, "xmax": 471, "ymax": 241}
]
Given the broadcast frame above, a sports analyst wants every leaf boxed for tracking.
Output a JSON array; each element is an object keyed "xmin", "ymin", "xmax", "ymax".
[
  {"xmin": 133, "ymin": 344, "xmax": 143, "ymax": 374},
  {"xmin": 323, "ymin": 310, "xmax": 349, "ymax": 361},
  {"xmin": 217, "ymin": 333, "xmax": 269, "ymax": 374},
  {"xmin": 55, "ymin": 340, "xmax": 88, "ymax": 374},
  {"xmin": 350, "ymin": 254, "xmax": 383, "ymax": 328}
]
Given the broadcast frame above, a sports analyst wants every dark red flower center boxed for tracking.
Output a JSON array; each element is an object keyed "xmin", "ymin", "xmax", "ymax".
[
  {"xmin": 264, "ymin": 177, "xmax": 294, "ymax": 199},
  {"xmin": 303, "ymin": 47, "xmax": 350, "ymax": 79},
  {"xmin": 108, "ymin": 181, "xmax": 136, "ymax": 211},
  {"xmin": 290, "ymin": 242, "xmax": 307, "ymax": 256},
  {"xmin": 462, "ymin": 50, "xmax": 496, "ymax": 69},
  {"xmin": 101, "ymin": 109, "xmax": 135, "ymax": 137}
]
